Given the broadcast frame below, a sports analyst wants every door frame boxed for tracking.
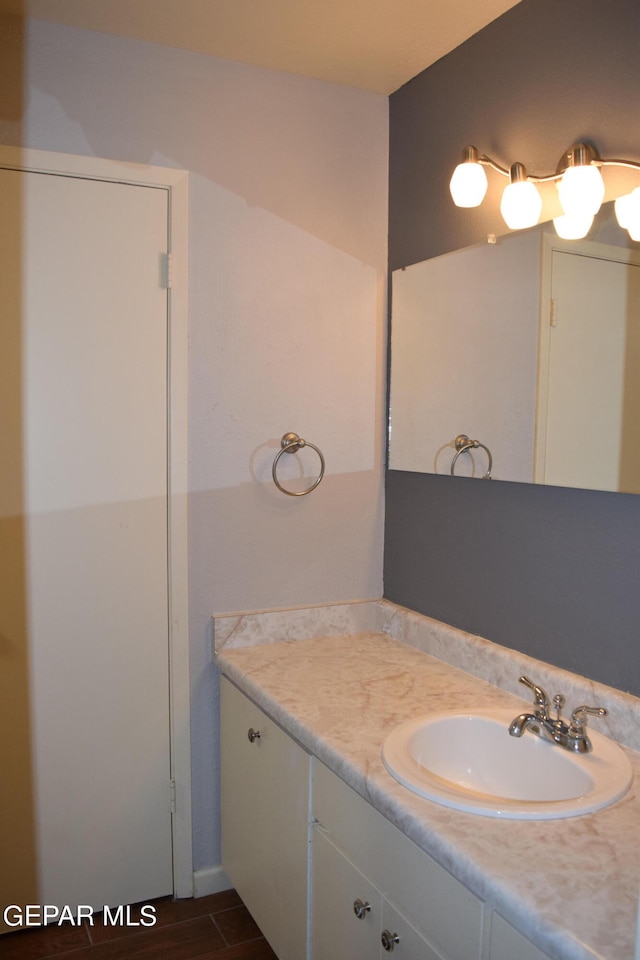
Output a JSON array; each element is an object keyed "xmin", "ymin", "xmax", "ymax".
[
  {"xmin": 0, "ymin": 146, "xmax": 192, "ymax": 897},
  {"xmin": 535, "ymin": 232, "xmax": 640, "ymax": 486}
]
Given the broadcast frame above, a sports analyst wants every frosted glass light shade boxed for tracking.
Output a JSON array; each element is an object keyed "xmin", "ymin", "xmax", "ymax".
[
  {"xmin": 616, "ymin": 188, "xmax": 640, "ymax": 238},
  {"xmin": 614, "ymin": 192, "xmax": 633, "ymax": 228},
  {"xmin": 553, "ymin": 211, "xmax": 594, "ymax": 239},
  {"xmin": 500, "ymin": 181, "xmax": 542, "ymax": 229},
  {"xmin": 449, "ymin": 161, "xmax": 488, "ymax": 207},
  {"xmin": 558, "ymin": 164, "xmax": 605, "ymax": 216},
  {"xmin": 626, "ymin": 189, "xmax": 640, "ymax": 241}
]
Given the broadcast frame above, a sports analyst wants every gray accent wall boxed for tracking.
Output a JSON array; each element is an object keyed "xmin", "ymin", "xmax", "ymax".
[{"xmin": 385, "ymin": 0, "xmax": 640, "ymax": 695}]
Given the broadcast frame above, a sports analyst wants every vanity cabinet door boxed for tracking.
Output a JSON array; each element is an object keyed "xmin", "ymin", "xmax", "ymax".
[
  {"xmin": 489, "ymin": 914, "xmax": 551, "ymax": 960},
  {"xmin": 312, "ymin": 825, "xmax": 448, "ymax": 960},
  {"xmin": 380, "ymin": 899, "xmax": 447, "ymax": 960},
  {"xmin": 312, "ymin": 825, "xmax": 381, "ymax": 960},
  {"xmin": 220, "ymin": 677, "xmax": 310, "ymax": 960},
  {"xmin": 313, "ymin": 759, "xmax": 484, "ymax": 960}
]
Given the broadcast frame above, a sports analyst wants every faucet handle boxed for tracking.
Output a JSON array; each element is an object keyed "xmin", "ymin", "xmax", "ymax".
[
  {"xmin": 518, "ymin": 676, "xmax": 551, "ymax": 718},
  {"xmin": 570, "ymin": 705, "xmax": 608, "ymax": 731}
]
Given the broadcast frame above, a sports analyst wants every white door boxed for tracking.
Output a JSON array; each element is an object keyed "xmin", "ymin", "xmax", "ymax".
[
  {"xmin": 540, "ymin": 247, "xmax": 640, "ymax": 493},
  {"xmin": 4, "ymin": 167, "xmax": 174, "ymax": 910}
]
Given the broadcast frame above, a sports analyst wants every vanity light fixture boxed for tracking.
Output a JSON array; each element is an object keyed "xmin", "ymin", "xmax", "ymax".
[
  {"xmin": 449, "ymin": 141, "xmax": 640, "ymax": 239},
  {"xmin": 449, "ymin": 145, "xmax": 488, "ymax": 207},
  {"xmin": 500, "ymin": 162, "xmax": 542, "ymax": 230}
]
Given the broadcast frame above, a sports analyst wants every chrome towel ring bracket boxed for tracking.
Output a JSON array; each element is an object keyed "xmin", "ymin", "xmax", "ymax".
[
  {"xmin": 272, "ymin": 432, "xmax": 325, "ymax": 496},
  {"xmin": 450, "ymin": 434, "xmax": 493, "ymax": 479}
]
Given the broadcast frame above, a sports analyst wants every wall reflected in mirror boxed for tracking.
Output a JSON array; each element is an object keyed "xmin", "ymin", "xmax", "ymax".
[{"xmin": 389, "ymin": 201, "xmax": 640, "ymax": 494}]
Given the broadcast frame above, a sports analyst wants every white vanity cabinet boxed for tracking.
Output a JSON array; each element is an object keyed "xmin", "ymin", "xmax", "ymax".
[
  {"xmin": 313, "ymin": 825, "xmax": 446, "ymax": 959},
  {"xmin": 220, "ymin": 678, "xmax": 555, "ymax": 960},
  {"xmin": 220, "ymin": 678, "xmax": 310, "ymax": 960},
  {"xmin": 312, "ymin": 758, "xmax": 484, "ymax": 960}
]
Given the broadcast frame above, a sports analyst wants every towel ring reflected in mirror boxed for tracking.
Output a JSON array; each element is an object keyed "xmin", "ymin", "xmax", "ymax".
[{"xmin": 450, "ymin": 434, "xmax": 493, "ymax": 479}]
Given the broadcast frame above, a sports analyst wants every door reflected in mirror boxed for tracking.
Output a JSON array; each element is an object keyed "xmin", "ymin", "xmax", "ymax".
[{"xmin": 389, "ymin": 201, "xmax": 640, "ymax": 494}]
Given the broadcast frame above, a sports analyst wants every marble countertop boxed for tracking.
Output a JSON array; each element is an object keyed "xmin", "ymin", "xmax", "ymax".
[{"xmin": 216, "ymin": 620, "xmax": 640, "ymax": 960}]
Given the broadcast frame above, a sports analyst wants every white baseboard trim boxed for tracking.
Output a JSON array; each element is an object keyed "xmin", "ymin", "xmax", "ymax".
[{"xmin": 192, "ymin": 864, "xmax": 233, "ymax": 898}]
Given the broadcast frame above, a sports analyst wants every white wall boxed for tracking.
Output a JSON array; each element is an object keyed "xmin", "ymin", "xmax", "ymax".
[{"xmin": 1, "ymin": 17, "xmax": 388, "ymax": 871}]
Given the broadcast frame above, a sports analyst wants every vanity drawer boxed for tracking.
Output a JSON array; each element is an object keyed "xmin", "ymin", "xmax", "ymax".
[{"xmin": 312, "ymin": 759, "xmax": 484, "ymax": 960}]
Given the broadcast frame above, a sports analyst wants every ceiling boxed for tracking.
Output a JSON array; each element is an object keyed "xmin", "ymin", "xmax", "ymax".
[{"xmin": 0, "ymin": 0, "xmax": 522, "ymax": 94}]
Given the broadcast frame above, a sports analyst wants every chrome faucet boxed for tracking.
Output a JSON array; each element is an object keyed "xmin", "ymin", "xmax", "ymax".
[{"xmin": 508, "ymin": 676, "xmax": 607, "ymax": 754}]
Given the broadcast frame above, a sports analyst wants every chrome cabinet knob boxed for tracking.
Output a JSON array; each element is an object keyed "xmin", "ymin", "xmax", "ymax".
[
  {"xmin": 247, "ymin": 728, "xmax": 261, "ymax": 743},
  {"xmin": 381, "ymin": 929, "xmax": 400, "ymax": 952},
  {"xmin": 353, "ymin": 898, "xmax": 371, "ymax": 920}
]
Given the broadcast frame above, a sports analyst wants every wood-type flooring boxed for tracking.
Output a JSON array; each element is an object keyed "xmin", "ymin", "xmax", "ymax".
[{"xmin": 0, "ymin": 890, "xmax": 277, "ymax": 960}]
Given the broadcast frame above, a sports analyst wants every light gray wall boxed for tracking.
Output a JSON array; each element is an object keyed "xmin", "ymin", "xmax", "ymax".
[
  {"xmin": 1, "ymin": 16, "xmax": 388, "ymax": 872},
  {"xmin": 385, "ymin": 0, "xmax": 640, "ymax": 695}
]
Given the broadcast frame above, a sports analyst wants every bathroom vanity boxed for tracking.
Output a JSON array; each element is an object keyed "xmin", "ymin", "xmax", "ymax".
[{"xmin": 216, "ymin": 601, "xmax": 640, "ymax": 960}]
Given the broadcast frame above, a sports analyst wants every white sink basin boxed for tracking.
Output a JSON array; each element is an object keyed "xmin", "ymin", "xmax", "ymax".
[{"xmin": 382, "ymin": 708, "xmax": 632, "ymax": 819}]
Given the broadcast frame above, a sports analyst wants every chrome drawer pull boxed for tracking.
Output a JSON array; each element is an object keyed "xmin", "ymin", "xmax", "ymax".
[
  {"xmin": 381, "ymin": 929, "xmax": 400, "ymax": 952},
  {"xmin": 353, "ymin": 898, "xmax": 371, "ymax": 920}
]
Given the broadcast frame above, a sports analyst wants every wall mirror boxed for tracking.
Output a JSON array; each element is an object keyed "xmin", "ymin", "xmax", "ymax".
[{"xmin": 388, "ymin": 200, "xmax": 640, "ymax": 494}]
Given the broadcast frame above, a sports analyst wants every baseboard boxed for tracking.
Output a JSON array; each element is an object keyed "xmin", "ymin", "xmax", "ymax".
[{"xmin": 192, "ymin": 864, "xmax": 232, "ymax": 898}]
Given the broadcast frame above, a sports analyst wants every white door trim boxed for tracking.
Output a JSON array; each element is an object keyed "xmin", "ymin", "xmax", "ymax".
[
  {"xmin": 535, "ymin": 232, "xmax": 640, "ymax": 488},
  {"xmin": 0, "ymin": 146, "xmax": 192, "ymax": 898}
]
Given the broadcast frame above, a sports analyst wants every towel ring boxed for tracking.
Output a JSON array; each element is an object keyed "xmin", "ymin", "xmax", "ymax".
[
  {"xmin": 450, "ymin": 434, "xmax": 493, "ymax": 479},
  {"xmin": 272, "ymin": 432, "xmax": 325, "ymax": 496}
]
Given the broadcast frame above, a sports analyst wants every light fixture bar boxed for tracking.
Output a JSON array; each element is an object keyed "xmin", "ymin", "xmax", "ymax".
[
  {"xmin": 474, "ymin": 154, "xmax": 511, "ymax": 178},
  {"xmin": 450, "ymin": 141, "xmax": 640, "ymax": 240},
  {"xmin": 460, "ymin": 143, "xmax": 640, "ymax": 183},
  {"xmin": 599, "ymin": 158, "xmax": 640, "ymax": 171}
]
